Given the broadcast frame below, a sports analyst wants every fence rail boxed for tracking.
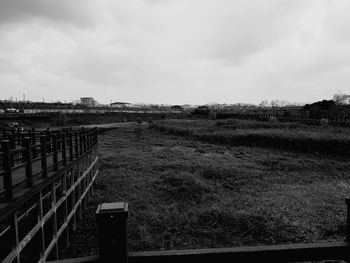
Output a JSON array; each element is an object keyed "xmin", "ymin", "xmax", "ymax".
[
  {"xmin": 0, "ymin": 126, "xmax": 99, "ymax": 263},
  {"xmin": 48, "ymin": 198, "xmax": 350, "ymax": 263}
]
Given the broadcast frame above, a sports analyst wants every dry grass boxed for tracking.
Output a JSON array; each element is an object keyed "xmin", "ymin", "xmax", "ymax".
[
  {"xmin": 152, "ymin": 119, "xmax": 350, "ymax": 155},
  {"xmin": 64, "ymin": 124, "xmax": 350, "ymax": 258}
]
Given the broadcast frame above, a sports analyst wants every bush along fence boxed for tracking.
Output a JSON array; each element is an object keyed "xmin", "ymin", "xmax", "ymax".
[
  {"xmin": 47, "ymin": 199, "xmax": 350, "ymax": 263},
  {"xmin": 0, "ymin": 127, "xmax": 99, "ymax": 262}
]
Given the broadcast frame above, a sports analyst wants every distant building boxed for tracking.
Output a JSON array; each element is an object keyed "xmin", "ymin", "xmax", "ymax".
[
  {"xmin": 182, "ymin": 104, "xmax": 197, "ymax": 110},
  {"xmin": 110, "ymin": 102, "xmax": 131, "ymax": 108},
  {"xmin": 80, "ymin": 97, "xmax": 95, "ymax": 107}
]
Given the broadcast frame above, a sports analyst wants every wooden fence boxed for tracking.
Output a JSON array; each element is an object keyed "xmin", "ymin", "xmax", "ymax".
[
  {"xmin": 48, "ymin": 198, "xmax": 350, "ymax": 263},
  {"xmin": 0, "ymin": 127, "xmax": 99, "ymax": 262}
]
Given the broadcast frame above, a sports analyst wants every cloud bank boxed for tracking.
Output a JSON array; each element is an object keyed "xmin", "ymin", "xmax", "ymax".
[{"xmin": 0, "ymin": 0, "xmax": 349, "ymax": 104}]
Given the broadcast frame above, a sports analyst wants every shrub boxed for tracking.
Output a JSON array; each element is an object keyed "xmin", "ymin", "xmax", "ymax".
[
  {"xmin": 208, "ymin": 110, "xmax": 217, "ymax": 120},
  {"xmin": 268, "ymin": 116, "xmax": 278, "ymax": 123},
  {"xmin": 320, "ymin": 118, "xmax": 329, "ymax": 127}
]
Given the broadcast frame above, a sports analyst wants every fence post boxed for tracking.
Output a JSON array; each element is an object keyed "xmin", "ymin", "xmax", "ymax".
[
  {"xmin": 40, "ymin": 135, "xmax": 48, "ymax": 178},
  {"xmin": 79, "ymin": 130, "xmax": 83, "ymax": 155},
  {"xmin": 16, "ymin": 128, "xmax": 21, "ymax": 145},
  {"xmin": 84, "ymin": 129, "xmax": 87, "ymax": 152},
  {"xmin": 62, "ymin": 133, "xmax": 67, "ymax": 166},
  {"xmin": 86, "ymin": 129, "xmax": 89, "ymax": 151},
  {"xmin": 96, "ymin": 202, "xmax": 129, "ymax": 263},
  {"xmin": 346, "ymin": 197, "xmax": 350, "ymax": 241},
  {"xmin": 90, "ymin": 129, "xmax": 93, "ymax": 149},
  {"xmin": 68, "ymin": 132, "xmax": 73, "ymax": 161},
  {"xmin": 1, "ymin": 140, "xmax": 13, "ymax": 201},
  {"xmin": 45, "ymin": 129, "xmax": 51, "ymax": 153},
  {"xmin": 9, "ymin": 133, "xmax": 15, "ymax": 167},
  {"xmin": 95, "ymin": 127, "xmax": 98, "ymax": 145},
  {"xmin": 2, "ymin": 128, "xmax": 6, "ymax": 140},
  {"xmin": 75, "ymin": 131, "xmax": 79, "ymax": 158},
  {"xmin": 52, "ymin": 134, "xmax": 58, "ymax": 171},
  {"xmin": 11, "ymin": 129, "xmax": 16, "ymax": 146},
  {"xmin": 56, "ymin": 131, "xmax": 61, "ymax": 151},
  {"xmin": 31, "ymin": 130, "xmax": 37, "ymax": 158},
  {"xmin": 23, "ymin": 137, "xmax": 33, "ymax": 187}
]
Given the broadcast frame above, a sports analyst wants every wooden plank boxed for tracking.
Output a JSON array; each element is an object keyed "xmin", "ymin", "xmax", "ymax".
[
  {"xmin": 46, "ymin": 255, "xmax": 99, "ymax": 263},
  {"xmin": 128, "ymin": 242, "xmax": 350, "ymax": 263},
  {"xmin": 44, "ymin": 241, "xmax": 350, "ymax": 263}
]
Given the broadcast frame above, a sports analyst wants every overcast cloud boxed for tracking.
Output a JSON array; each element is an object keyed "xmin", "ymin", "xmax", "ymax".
[{"xmin": 0, "ymin": 0, "xmax": 349, "ymax": 105}]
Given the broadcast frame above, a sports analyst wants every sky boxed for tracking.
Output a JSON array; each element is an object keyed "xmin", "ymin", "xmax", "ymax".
[{"xmin": 0, "ymin": 0, "xmax": 349, "ymax": 105}]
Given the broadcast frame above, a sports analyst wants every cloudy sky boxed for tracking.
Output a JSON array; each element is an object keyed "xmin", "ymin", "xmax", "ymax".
[{"xmin": 0, "ymin": 0, "xmax": 349, "ymax": 105}]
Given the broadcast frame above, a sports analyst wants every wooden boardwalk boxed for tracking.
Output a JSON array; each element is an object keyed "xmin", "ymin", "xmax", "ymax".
[
  {"xmin": 0, "ymin": 127, "xmax": 99, "ymax": 263},
  {"xmin": 0, "ymin": 149, "xmax": 63, "ymax": 191}
]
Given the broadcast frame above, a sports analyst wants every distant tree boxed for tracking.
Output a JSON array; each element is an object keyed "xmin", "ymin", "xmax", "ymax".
[
  {"xmin": 334, "ymin": 91, "xmax": 345, "ymax": 105},
  {"xmin": 302, "ymin": 100, "xmax": 336, "ymax": 119},
  {"xmin": 171, "ymin": 105, "xmax": 183, "ymax": 111},
  {"xmin": 259, "ymin": 100, "xmax": 269, "ymax": 107},
  {"xmin": 270, "ymin": 100, "xmax": 278, "ymax": 107}
]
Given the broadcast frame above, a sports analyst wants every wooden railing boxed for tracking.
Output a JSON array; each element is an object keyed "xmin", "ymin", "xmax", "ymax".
[
  {"xmin": 0, "ymin": 127, "xmax": 99, "ymax": 262},
  {"xmin": 48, "ymin": 198, "xmax": 350, "ymax": 263}
]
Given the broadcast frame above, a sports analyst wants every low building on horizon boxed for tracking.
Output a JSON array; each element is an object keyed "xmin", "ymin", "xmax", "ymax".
[{"xmin": 80, "ymin": 97, "xmax": 96, "ymax": 107}]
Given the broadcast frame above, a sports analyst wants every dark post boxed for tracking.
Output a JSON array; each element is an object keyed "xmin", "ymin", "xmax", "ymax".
[
  {"xmin": 52, "ymin": 134, "xmax": 58, "ymax": 171},
  {"xmin": 79, "ymin": 130, "xmax": 83, "ymax": 155},
  {"xmin": 22, "ymin": 137, "xmax": 33, "ymax": 187},
  {"xmin": 16, "ymin": 128, "xmax": 21, "ymax": 145},
  {"xmin": 56, "ymin": 131, "xmax": 61, "ymax": 151},
  {"xmin": 89, "ymin": 130, "xmax": 91, "ymax": 148},
  {"xmin": 92, "ymin": 129, "xmax": 95, "ymax": 145},
  {"xmin": 96, "ymin": 202, "xmax": 129, "ymax": 263},
  {"xmin": 86, "ymin": 130, "xmax": 91, "ymax": 150},
  {"xmin": 84, "ymin": 129, "xmax": 87, "ymax": 152},
  {"xmin": 1, "ymin": 140, "xmax": 13, "ymax": 200},
  {"xmin": 45, "ymin": 129, "xmax": 51, "ymax": 153},
  {"xmin": 2, "ymin": 128, "xmax": 6, "ymax": 140},
  {"xmin": 68, "ymin": 132, "xmax": 73, "ymax": 161},
  {"xmin": 91, "ymin": 129, "xmax": 94, "ymax": 147},
  {"xmin": 11, "ymin": 129, "xmax": 16, "ymax": 146},
  {"xmin": 31, "ymin": 130, "xmax": 37, "ymax": 158},
  {"xmin": 20, "ymin": 133, "xmax": 25, "ymax": 151},
  {"xmin": 40, "ymin": 135, "xmax": 48, "ymax": 178},
  {"xmin": 95, "ymin": 127, "xmax": 98, "ymax": 145},
  {"xmin": 9, "ymin": 133, "xmax": 15, "ymax": 167},
  {"xmin": 61, "ymin": 133, "xmax": 67, "ymax": 166},
  {"xmin": 346, "ymin": 197, "xmax": 350, "ymax": 241},
  {"xmin": 74, "ymin": 132, "xmax": 79, "ymax": 158}
]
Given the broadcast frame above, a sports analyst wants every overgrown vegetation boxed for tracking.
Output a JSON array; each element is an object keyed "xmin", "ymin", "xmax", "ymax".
[
  {"xmin": 64, "ymin": 125, "xmax": 350, "ymax": 258},
  {"xmin": 152, "ymin": 119, "xmax": 350, "ymax": 155}
]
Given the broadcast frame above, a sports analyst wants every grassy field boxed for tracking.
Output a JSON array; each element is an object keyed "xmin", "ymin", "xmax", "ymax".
[
  {"xmin": 152, "ymin": 119, "xmax": 350, "ymax": 155},
  {"xmin": 64, "ymin": 121, "xmax": 350, "ymax": 258}
]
